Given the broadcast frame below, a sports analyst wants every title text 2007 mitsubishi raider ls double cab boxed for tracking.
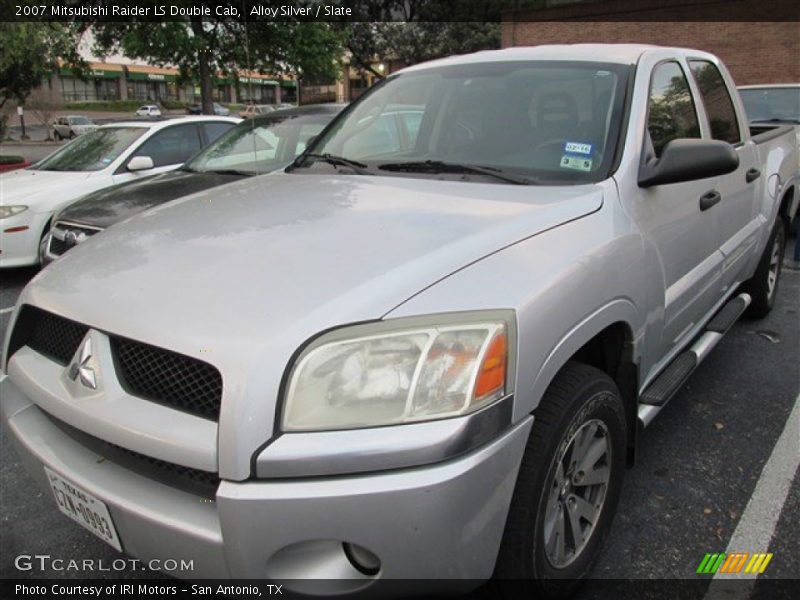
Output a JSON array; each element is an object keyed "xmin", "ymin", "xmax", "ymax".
[{"xmin": 2, "ymin": 45, "xmax": 798, "ymax": 597}]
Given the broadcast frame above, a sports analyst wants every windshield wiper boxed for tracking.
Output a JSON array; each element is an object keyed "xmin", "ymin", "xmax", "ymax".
[
  {"xmin": 378, "ymin": 160, "xmax": 532, "ymax": 185},
  {"xmin": 207, "ymin": 168, "xmax": 255, "ymax": 176},
  {"xmin": 301, "ymin": 153, "xmax": 370, "ymax": 174}
]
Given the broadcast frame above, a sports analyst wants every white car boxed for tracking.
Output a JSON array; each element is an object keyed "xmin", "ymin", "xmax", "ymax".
[
  {"xmin": 0, "ymin": 116, "xmax": 240, "ymax": 268},
  {"xmin": 53, "ymin": 115, "xmax": 97, "ymax": 140},
  {"xmin": 135, "ymin": 105, "xmax": 162, "ymax": 117}
]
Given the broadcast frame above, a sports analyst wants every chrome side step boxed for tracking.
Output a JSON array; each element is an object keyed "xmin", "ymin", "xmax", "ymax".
[{"xmin": 638, "ymin": 292, "xmax": 751, "ymax": 428}]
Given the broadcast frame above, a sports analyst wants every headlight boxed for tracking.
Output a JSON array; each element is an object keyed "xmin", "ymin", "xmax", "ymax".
[
  {"xmin": 282, "ymin": 312, "xmax": 514, "ymax": 431},
  {"xmin": 0, "ymin": 205, "xmax": 28, "ymax": 219}
]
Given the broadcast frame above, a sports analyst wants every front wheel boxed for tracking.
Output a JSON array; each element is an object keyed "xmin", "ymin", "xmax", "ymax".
[
  {"xmin": 742, "ymin": 218, "xmax": 786, "ymax": 318},
  {"xmin": 54, "ymin": 131, "xmax": 62, "ymax": 141},
  {"xmin": 494, "ymin": 362, "xmax": 626, "ymax": 598}
]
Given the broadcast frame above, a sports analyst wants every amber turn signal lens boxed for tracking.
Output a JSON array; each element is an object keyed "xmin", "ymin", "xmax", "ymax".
[{"xmin": 474, "ymin": 330, "xmax": 507, "ymax": 400}]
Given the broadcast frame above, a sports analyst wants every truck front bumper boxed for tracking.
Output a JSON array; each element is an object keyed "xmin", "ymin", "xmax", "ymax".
[{"xmin": 1, "ymin": 376, "xmax": 532, "ymax": 593}]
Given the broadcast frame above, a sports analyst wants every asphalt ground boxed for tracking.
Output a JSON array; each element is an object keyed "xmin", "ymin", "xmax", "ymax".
[{"xmin": 0, "ymin": 239, "xmax": 798, "ymax": 595}]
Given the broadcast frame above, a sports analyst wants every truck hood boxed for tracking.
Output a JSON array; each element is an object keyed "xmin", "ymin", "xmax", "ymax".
[
  {"xmin": 0, "ymin": 169, "xmax": 93, "ymax": 209},
  {"xmin": 56, "ymin": 169, "xmax": 251, "ymax": 229},
  {"xmin": 27, "ymin": 173, "xmax": 602, "ymax": 354},
  {"xmin": 22, "ymin": 172, "xmax": 602, "ymax": 477}
]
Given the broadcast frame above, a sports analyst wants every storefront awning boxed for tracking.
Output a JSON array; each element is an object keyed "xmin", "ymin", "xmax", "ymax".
[
  {"xmin": 126, "ymin": 71, "xmax": 178, "ymax": 82},
  {"xmin": 126, "ymin": 66, "xmax": 179, "ymax": 82},
  {"xmin": 238, "ymin": 76, "xmax": 279, "ymax": 86}
]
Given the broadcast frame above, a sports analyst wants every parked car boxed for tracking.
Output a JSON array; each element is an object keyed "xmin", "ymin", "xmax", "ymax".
[
  {"xmin": 188, "ymin": 102, "xmax": 231, "ymax": 116},
  {"xmin": 53, "ymin": 115, "xmax": 97, "ymax": 140},
  {"xmin": 2, "ymin": 46, "xmax": 798, "ymax": 595},
  {"xmin": 0, "ymin": 116, "xmax": 239, "ymax": 267},
  {"xmin": 239, "ymin": 104, "xmax": 275, "ymax": 118},
  {"xmin": 43, "ymin": 105, "xmax": 344, "ymax": 262},
  {"xmin": 135, "ymin": 105, "xmax": 162, "ymax": 117}
]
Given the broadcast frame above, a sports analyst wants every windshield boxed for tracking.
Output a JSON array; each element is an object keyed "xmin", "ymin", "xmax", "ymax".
[
  {"xmin": 34, "ymin": 127, "xmax": 146, "ymax": 172},
  {"xmin": 739, "ymin": 87, "xmax": 800, "ymax": 123},
  {"xmin": 186, "ymin": 112, "xmax": 335, "ymax": 175},
  {"xmin": 298, "ymin": 61, "xmax": 630, "ymax": 184},
  {"xmin": 70, "ymin": 117, "xmax": 91, "ymax": 125}
]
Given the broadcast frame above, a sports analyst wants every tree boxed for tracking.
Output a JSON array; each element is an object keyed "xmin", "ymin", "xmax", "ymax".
[
  {"xmin": 26, "ymin": 84, "xmax": 64, "ymax": 141},
  {"xmin": 0, "ymin": 21, "xmax": 87, "ymax": 110},
  {"xmin": 343, "ymin": 1, "xmax": 545, "ymax": 77},
  {"xmin": 91, "ymin": 6, "xmax": 344, "ymax": 113}
]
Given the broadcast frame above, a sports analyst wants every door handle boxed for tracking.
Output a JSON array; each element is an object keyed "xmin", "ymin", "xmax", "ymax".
[
  {"xmin": 746, "ymin": 168, "xmax": 761, "ymax": 183},
  {"xmin": 699, "ymin": 190, "xmax": 721, "ymax": 211}
]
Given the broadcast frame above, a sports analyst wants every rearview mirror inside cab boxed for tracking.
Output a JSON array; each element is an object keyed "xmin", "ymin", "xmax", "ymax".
[{"xmin": 638, "ymin": 139, "xmax": 739, "ymax": 187}]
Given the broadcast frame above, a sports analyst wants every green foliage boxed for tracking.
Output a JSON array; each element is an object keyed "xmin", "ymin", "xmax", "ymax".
[
  {"xmin": 0, "ymin": 20, "xmax": 88, "ymax": 109},
  {"xmin": 340, "ymin": 0, "xmax": 549, "ymax": 77},
  {"xmin": 160, "ymin": 100, "xmax": 189, "ymax": 110},
  {"xmin": 91, "ymin": 6, "xmax": 345, "ymax": 111}
]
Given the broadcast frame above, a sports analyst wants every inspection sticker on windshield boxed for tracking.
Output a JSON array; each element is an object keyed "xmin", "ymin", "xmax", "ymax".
[
  {"xmin": 564, "ymin": 142, "xmax": 593, "ymax": 155},
  {"xmin": 560, "ymin": 155, "xmax": 593, "ymax": 172}
]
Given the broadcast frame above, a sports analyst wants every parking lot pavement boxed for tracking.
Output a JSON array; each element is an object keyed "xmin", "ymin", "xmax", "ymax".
[{"xmin": 1, "ymin": 250, "xmax": 798, "ymax": 587}]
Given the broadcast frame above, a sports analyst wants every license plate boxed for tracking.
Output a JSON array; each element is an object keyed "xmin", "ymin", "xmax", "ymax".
[{"xmin": 44, "ymin": 466, "xmax": 122, "ymax": 551}]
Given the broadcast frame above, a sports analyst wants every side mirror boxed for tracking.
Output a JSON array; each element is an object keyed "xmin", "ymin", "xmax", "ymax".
[
  {"xmin": 638, "ymin": 139, "xmax": 739, "ymax": 188},
  {"xmin": 127, "ymin": 156, "xmax": 155, "ymax": 172}
]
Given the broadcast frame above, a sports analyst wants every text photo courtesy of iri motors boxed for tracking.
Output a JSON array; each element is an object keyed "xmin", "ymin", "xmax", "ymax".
[{"xmin": 0, "ymin": 1, "xmax": 798, "ymax": 600}]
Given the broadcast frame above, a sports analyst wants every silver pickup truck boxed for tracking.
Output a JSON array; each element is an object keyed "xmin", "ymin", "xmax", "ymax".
[{"xmin": 2, "ymin": 45, "xmax": 798, "ymax": 597}]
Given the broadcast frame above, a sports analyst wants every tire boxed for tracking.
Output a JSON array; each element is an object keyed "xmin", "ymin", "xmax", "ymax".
[
  {"xmin": 69, "ymin": 131, "xmax": 76, "ymax": 139},
  {"xmin": 54, "ymin": 131, "xmax": 62, "ymax": 141},
  {"xmin": 494, "ymin": 362, "xmax": 627, "ymax": 599},
  {"xmin": 742, "ymin": 218, "xmax": 786, "ymax": 319}
]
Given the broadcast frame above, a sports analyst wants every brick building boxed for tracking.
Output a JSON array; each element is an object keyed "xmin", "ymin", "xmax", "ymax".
[{"xmin": 502, "ymin": 0, "xmax": 799, "ymax": 85}]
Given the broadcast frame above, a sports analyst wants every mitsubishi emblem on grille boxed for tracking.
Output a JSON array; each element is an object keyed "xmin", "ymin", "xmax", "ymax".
[{"xmin": 68, "ymin": 336, "xmax": 97, "ymax": 390}]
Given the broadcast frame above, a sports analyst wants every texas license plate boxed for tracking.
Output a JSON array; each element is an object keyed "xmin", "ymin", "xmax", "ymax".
[{"xmin": 44, "ymin": 466, "xmax": 122, "ymax": 551}]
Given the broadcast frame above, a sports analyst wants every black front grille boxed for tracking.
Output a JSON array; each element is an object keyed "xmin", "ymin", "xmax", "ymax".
[
  {"xmin": 49, "ymin": 223, "xmax": 101, "ymax": 256},
  {"xmin": 46, "ymin": 413, "xmax": 219, "ymax": 498},
  {"xmin": 11, "ymin": 306, "xmax": 89, "ymax": 365},
  {"xmin": 112, "ymin": 337, "xmax": 223, "ymax": 420},
  {"xmin": 9, "ymin": 306, "xmax": 223, "ymax": 421},
  {"xmin": 48, "ymin": 236, "xmax": 68, "ymax": 256}
]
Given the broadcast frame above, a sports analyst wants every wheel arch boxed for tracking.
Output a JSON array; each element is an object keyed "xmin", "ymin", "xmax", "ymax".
[
  {"xmin": 524, "ymin": 300, "xmax": 640, "ymax": 467},
  {"xmin": 778, "ymin": 183, "xmax": 796, "ymax": 231}
]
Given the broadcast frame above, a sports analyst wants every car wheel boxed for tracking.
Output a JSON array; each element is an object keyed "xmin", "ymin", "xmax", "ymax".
[
  {"xmin": 494, "ymin": 361, "xmax": 626, "ymax": 599},
  {"xmin": 742, "ymin": 217, "xmax": 786, "ymax": 319},
  {"xmin": 54, "ymin": 131, "xmax": 62, "ymax": 141},
  {"xmin": 69, "ymin": 131, "xmax": 76, "ymax": 139}
]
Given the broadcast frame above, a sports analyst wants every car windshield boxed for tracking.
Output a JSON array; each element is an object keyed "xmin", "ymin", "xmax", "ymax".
[
  {"xmin": 33, "ymin": 127, "xmax": 146, "ymax": 172},
  {"xmin": 70, "ymin": 117, "xmax": 91, "ymax": 125},
  {"xmin": 298, "ymin": 61, "xmax": 630, "ymax": 184},
  {"xmin": 739, "ymin": 87, "xmax": 800, "ymax": 123},
  {"xmin": 186, "ymin": 112, "xmax": 335, "ymax": 175}
]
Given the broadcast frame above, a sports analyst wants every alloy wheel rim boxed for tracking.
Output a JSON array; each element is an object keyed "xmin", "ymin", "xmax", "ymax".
[{"xmin": 543, "ymin": 418, "xmax": 611, "ymax": 569}]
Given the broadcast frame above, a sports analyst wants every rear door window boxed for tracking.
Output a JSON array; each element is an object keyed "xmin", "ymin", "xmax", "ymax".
[
  {"xmin": 647, "ymin": 61, "xmax": 701, "ymax": 157},
  {"xmin": 688, "ymin": 60, "xmax": 741, "ymax": 144}
]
